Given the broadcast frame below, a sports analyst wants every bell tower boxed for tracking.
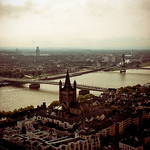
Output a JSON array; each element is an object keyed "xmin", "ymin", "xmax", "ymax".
[{"xmin": 59, "ymin": 70, "xmax": 76, "ymax": 110}]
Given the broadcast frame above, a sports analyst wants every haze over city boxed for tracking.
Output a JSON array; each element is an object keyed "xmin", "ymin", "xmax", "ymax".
[
  {"xmin": 0, "ymin": 0, "xmax": 150, "ymax": 49},
  {"xmin": 1, "ymin": 1, "xmax": 150, "ymax": 149}
]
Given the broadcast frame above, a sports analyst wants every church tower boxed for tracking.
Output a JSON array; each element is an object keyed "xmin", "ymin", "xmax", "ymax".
[{"xmin": 59, "ymin": 70, "xmax": 76, "ymax": 110}]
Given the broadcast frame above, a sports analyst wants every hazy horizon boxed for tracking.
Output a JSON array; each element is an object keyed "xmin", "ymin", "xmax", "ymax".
[
  {"xmin": 0, "ymin": 0, "xmax": 150, "ymax": 49},
  {"xmin": 1, "ymin": 47, "xmax": 150, "ymax": 53}
]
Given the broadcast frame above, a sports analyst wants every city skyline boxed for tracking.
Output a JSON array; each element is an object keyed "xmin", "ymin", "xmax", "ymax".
[{"xmin": 0, "ymin": 0, "xmax": 150, "ymax": 49}]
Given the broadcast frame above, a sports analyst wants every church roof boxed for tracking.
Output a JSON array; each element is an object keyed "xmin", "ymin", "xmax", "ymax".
[
  {"xmin": 70, "ymin": 101, "xmax": 89, "ymax": 110},
  {"xmin": 70, "ymin": 102, "xmax": 80, "ymax": 109}
]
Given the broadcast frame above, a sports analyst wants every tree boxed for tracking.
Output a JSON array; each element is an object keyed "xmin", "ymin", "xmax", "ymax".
[
  {"xmin": 0, "ymin": 70, "xmax": 13, "ymax": 77},
  {"xmin": 31, "ymin": 70, "xmax": 37, "ymax": 76},
  {"xmin": 19, "ymin": 72, "xmax": 24, "ymax": 78},
  {"xmin": 76, "ymin": 93, "xmax": 95, "ymax": 102},
  {"xmin": 104, "ymin": 102, "xmax": 111, "ymax": 108},
  {"xmin": 76, "ymin": 95, "xmax": 84, "ymax": 101},
  {"xmin": 0, "ymin": 105, "xmax": 34, "ymax": 118},
  {"xmin": 13, "ymin": 72, "xmax": 24, "ymax": 78},
  {"xmin": 37, "ymin": 70, "xmax": 42, "ymax": 76},
  {"xmin": 49, "ymin": 101, "xmax": 59, "ymax": 109},
  {"xmin": 119, "ymin": 84, "xmax": 141, "ymax": 95},
  {"xmin": 84, "ymin": 93, "xmax": 95, "ymax": 99}
]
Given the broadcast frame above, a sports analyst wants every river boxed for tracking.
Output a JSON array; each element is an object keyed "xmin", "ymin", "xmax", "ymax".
[{"xmin": 0, "ymin": 69, "xmax": 150, "ymax": 111}]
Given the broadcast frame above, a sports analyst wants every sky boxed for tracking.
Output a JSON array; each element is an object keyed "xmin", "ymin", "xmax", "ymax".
[{"xmin": 0, "ymin": 0, "xmax": 150, "ymax": 49}]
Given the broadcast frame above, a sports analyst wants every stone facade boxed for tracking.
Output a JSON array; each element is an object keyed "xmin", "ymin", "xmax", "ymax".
[{"xmin": 59, "ymin": 70, "xmax": 76, "ymax": 110}]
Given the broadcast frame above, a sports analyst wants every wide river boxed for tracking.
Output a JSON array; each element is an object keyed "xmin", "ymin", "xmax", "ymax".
[{"xmin": 0, "ymin": 69, "xmax": 150, "ymax": 111}]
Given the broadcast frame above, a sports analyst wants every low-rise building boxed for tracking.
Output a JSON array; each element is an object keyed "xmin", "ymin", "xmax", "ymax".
[{"xmin": 119, "ymin": 137, "xmax": 143, "ymax": 150}]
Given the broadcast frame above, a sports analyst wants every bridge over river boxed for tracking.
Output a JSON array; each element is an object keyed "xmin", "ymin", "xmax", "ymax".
[{"xmin": 0, "ymin": 77, "xmax": 107, "ymax": 92}]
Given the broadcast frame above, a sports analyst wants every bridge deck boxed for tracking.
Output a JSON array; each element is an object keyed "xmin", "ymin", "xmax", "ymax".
[{"xmin": 1, "ymin": 77, "xmax": 107, "ymax": 92}]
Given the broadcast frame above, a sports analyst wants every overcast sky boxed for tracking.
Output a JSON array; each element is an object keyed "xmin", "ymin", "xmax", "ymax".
[{"xmin": 0, "ymin": 0, "xmax": 150, "ymax": 49}]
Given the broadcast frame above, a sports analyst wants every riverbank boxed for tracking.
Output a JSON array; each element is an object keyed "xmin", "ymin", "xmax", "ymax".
[
  {"xmin": 0, "ymin": 82, "xmax": 12, "ymax": 87},
  {"xmin": 39, "ymin": 66, "xmax": 132, "ymax": 80},
  {"xmin": 139, "ymin": 61, "xmax": 150, "ymax": 67},
  {"xmin": 40, "ymin": 68, "xmax": 106, "ymax": 80}
]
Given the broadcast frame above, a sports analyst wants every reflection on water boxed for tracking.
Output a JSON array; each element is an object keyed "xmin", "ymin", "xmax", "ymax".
[
  {"xmin": 0, "ymin": 69, "xmax": 150, "ymax": 111},
  {"xmin": 0, "ymin": 84, "xmax": 59, "ymax": 111}
]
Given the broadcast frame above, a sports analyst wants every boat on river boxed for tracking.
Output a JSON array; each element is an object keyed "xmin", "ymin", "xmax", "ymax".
[{"xmin": 29, "ymin": 83, "xmax": 40, "ymax": 89}]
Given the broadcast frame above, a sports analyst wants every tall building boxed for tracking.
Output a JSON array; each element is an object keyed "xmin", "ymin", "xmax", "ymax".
[
  {"xmin": 36, "ymin": 46, "xmax": 40, "ymax": 56},
  {"xmin": 59, "ymin": 70, "xmax": 76, "ymax": 110},
  {"xmin": 102, "ymin": 54, "xmax": 116, "ymax": 63}
]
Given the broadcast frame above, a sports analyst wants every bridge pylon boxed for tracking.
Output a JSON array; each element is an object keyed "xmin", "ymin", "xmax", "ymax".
[{"xmin": 120, "ymin": 54, "xmax": 126, "ymax": 73}]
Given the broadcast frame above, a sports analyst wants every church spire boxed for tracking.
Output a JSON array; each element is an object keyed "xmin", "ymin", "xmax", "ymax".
[
  {"xmin": 64, "ymin": 70, "xmax": 72, "ymax": 90},
  {"xmin": 59, "ymin": 80, "xmax": 62, "ymax": 90},
  {"xmin": 74, "ymin": 80, "xmax": 76, "ymax": 89}
]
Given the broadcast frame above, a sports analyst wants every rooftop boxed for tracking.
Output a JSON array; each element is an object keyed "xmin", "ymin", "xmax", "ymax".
[
  {"xmin": 120, "ymin": 137, "xmax": 142, "ymax": 148},
  {"xmin": 51, "ymin": 137, "xmax": 84, "ymax": 147}
]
